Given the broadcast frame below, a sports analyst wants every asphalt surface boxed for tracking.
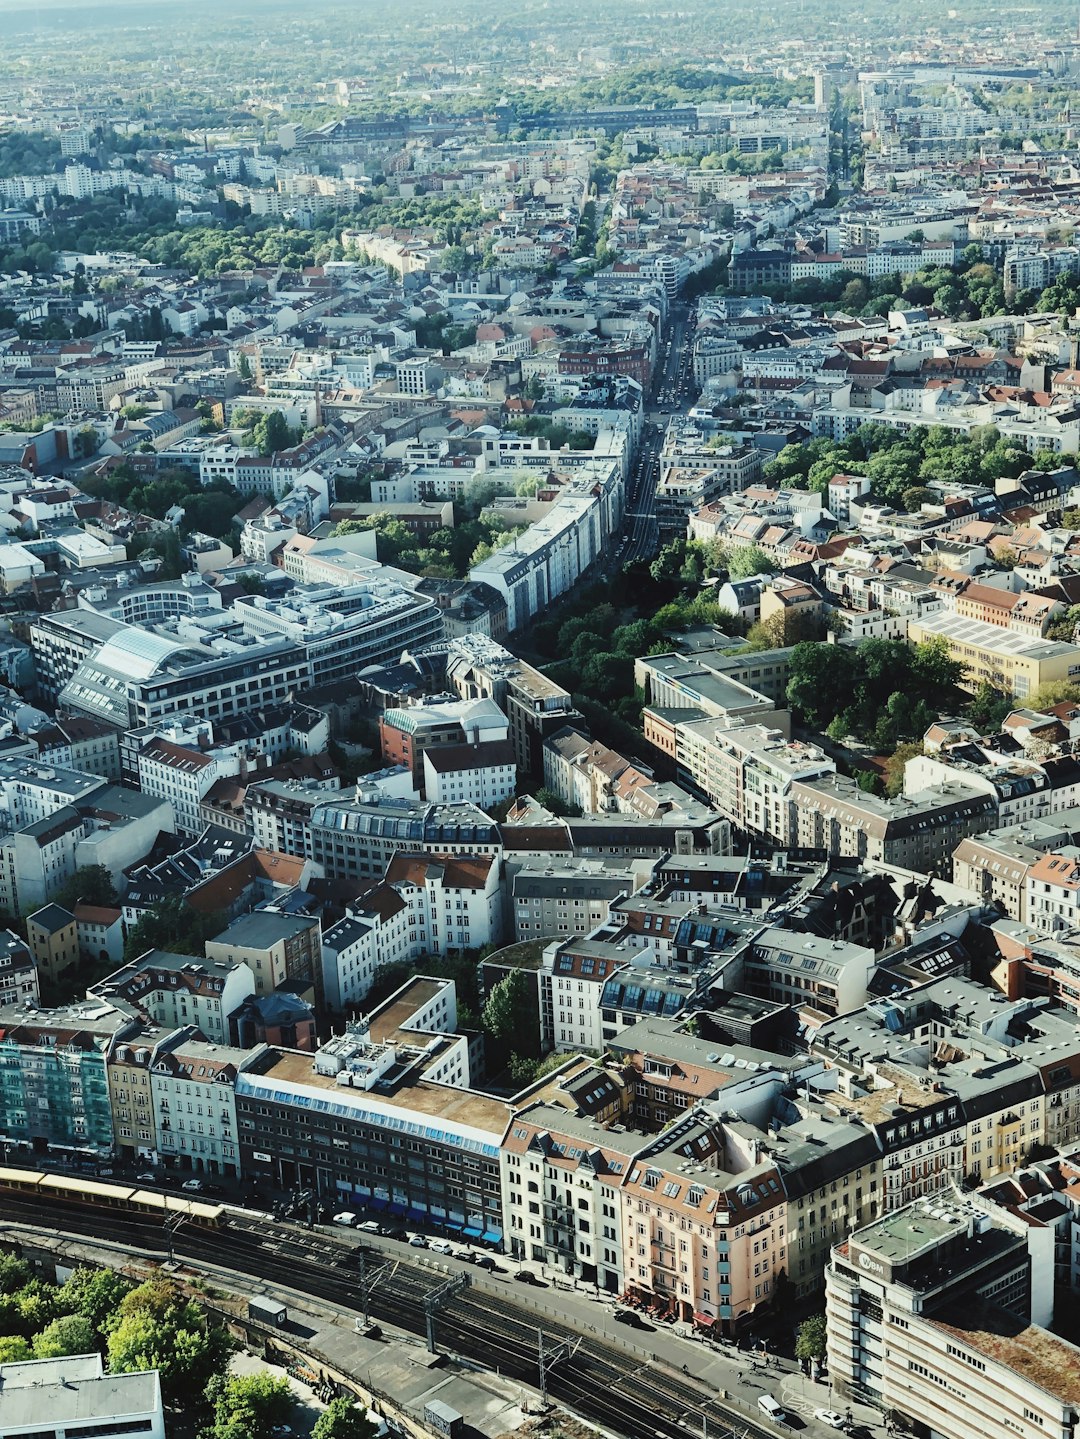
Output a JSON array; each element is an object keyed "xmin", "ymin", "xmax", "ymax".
[{"xmin": 620, "ymin": 301, "xmax": 696, "ymax": 568}]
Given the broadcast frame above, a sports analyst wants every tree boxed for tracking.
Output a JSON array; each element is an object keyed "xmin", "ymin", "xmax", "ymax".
[
  {"xmin": 122, "ymin": 896, "xmax": 226, "ymax": 964},
  {"xmin": 51, "ymin": 864, "xmax": 117, "ymax": 913},
  {"xmin": 533, "ymin": 787, "xmax": 582, "ymax": 817},
  {"xmin": 0, "ymin": 1336, "xmax": 30, "ymax": 1363},
  {"xmin": 786, "ymin": 643, "xmax": 858, "ymax": 731},
  {"xmin": 236, "ymin": 352, "xmax": 252, "ymax": 381},
  {"xmin": 911, "ymin": 636, "xmax": 965, "ymax": 700},
  {"xmin": 33, "ymin": 1314, "xmax": 96, "ymax": 1359},
  {"xmin": 0, "ymin": 1254, "xmax": 31, "ymax": 1295},
  {"xmin": 252, "ymin": 409, "xmax": 291, "ymax": 457},
  {"xmin": 1029, "ymin": 681, "xmax": 1080, "ymax": 711},
  {"xmin": 795, "ymin": 1315, "xmax": 828, "ymax": 1362},
  {"xmin": 967, "ymin": 682, "xmax": 1013, "ymax": 733},
  {"xmin": 312, "ymin": 1399, "xmax": 378, "ymax": 1439},
  {"xmin": 204, "ymin": 1373, "xmax": 294, "ymax": 1439},
  {"xmin": 901, "ymin": 485, "xmax": 936, "ymax": 513},
  {"xmin": 106, "ymin": 1280, "xmax": 233, "ymax": 1406},
  {"xmin": 727, "ymin": 544, "xmax": 776, "ymax": 579},
  {"xmin": 60, "ymin": 1266, "xmax": 133, "ymax": 1332},
  {"xmin": 481, "ymin": 969, "xmax": 540, "ymax": 1061},
  {"xmin": 883, "ymin": 741, "xmax": 924, "ymax": 798}
]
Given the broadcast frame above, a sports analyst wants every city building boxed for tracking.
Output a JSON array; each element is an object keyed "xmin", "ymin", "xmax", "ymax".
[
  {"xmin": 204, "ymin": 911, "xmax": 322, "ymax": 1005},
  {"xmin": 826, "ymin": 1196, "xmax": 1080, "ymax": 1439},
  {"xmin": 0, "ymin": 1354, "xmax": 164, "ymax": 1439}
]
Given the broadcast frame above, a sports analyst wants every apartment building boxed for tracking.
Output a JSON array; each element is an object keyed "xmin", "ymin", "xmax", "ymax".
[
  {"xmin": 621, "ymin": 1108, "xmax": 788, "ymax": 1331},
  {"xmin": 381, "ymin": 852, "xmax": 503, "ymax": 956},
  {"xmin": 136, "ymin": 738, "xmax": 220, "ymax": 836},
  {"xmin": 655, "ymin": 446, "xmax": 762, "ymax": 538},
  {"xmin": 445, "ymin": 634, "xmax": 583, "ymax": 777},
  {"xmin": 826, "ymin": 1198, "xmax": 1080, "ymax": 1439},
  {"xmin": 379, "ymin": 698, "xmax": 509, "ymax": 793},
  {"xmin": 506, "ymin": 855, "xmax": 648, "ymax": 942},
  {"xmin": 788, "ymin": 774, "xmax": 996, "ymax": 875},
  {"xmin": 107, "ymin": 1032, "xmax": 158, "ymax": 1164},
  {"xmin": 673, "ymin": 721, "xmax": 834, "ymax": 844},
  {"xmin": 1026, "ymin": 849, "xmax": 1080, "ymax": 935},
  {"xmin": 501, "ymin": 1087, "xmax": 635, "ymax": 1290},
  {"xmin": 745, "ymin": 928, "xmax": 878, "ymax": 1017},
  {"xmin": 0, "ymin": 999, "xmax": 137, "ymax": 1159},
  {"xmin": 205, "ymin": 911, "xmax": 322, "ymax": 1004},
  {"xmin": 468, "ymin": 460, "xmax": 623, "ymax": 631},
  {"xmin": 907, "ymin": 611, "xmax": 1080, "ymax": 702},
  {"xmin": 235, "ymin": 1022, "xmax": 508, "ymax": 1239},
  {"xmin": 25, "ymin": 903, "xmax": 79, "ymax": 987},
  {"xmin": 90, "ymin": 950, "xmax": 255, "ymax": 1046},
  {"xmin": 149, "ymin": 1029, "xmax": 249, "ymax": 1177},
  {"xmin": 422, "ymin": 739, "xmax": 517, "ymax": 809},
  {"xmin": 951, "ymin": 810, "xmax": 1080, "ymax": 920}
]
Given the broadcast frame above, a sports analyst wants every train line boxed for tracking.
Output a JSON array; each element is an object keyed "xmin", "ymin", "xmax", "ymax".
[{"xmin": 0, "ymin": 1191, "xmax": 773, "ymax": 1439}]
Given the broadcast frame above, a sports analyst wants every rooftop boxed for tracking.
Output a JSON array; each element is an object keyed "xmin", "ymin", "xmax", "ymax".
[
  {"xmin": 930, "ymin": 1308, "xmax": 1080, "ymax": 1405},
  {"xmin": 244, "ymin": 1046, "xmax": 511, "ymax": 1138}
]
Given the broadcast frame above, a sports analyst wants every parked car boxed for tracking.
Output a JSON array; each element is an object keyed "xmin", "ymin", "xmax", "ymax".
[
  {"xmin": 358, "ymin": 1219, "xmax": 381, "ymax": 1233},
  {"xmin": 332, "ymin": 1212, "xmax": 357, "ymax": 1227},
  {"xmin": 613, "ymin": 1309, "xmax": 653, "ymax": 1330},
  {"xmin": 757, "ymin": 1396, "xmax": 786, "ymax": 1423},
  {"xmin": 814, "ymin": 1412, "xmax": 845, "ymax": 1430},
  {"xmin": 514, "ymin": 1269, "xmax": 542, "ymax": 1285},
  {"xmin": 429, "ymin": 1238, "xmax": 453, "ymax": 1254},
  {"xmin": 136, "ymin": 1172, "xmax": 156, "ymax": 1185},
  {"xmin": 407, "ymin": 1233, "xmax": 428, "ymax": 1248},
  {"xmin": 473, "ymin": 1254, "xmax": 496, "ymax": 1271},
  {"xmin": 181, "ymin": 1179, "xmax": 205, "ymax": 1193}
]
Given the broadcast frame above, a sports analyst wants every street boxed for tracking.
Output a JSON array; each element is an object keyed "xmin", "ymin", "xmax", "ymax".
[{"xmin": 620, "ymin": 299, "xmax": 695, "ymax": 568}]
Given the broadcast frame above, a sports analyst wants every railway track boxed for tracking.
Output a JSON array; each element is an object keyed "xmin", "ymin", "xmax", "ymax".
[{"xmin": 0, "ymin": 1192, "xmax": 773, "ymax": 1439}]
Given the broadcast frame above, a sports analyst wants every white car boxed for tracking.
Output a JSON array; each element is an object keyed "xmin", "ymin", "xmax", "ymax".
[
  {"xmin": 814, "ymin": 1411, "xmax": 845, "ymax": 1429},
  {"xmin": 429, "ymin": 1238, "xmax": 453, "ymax": 1254},
  {"xmin": 358, "ymin": 1219, "xmax": 380, "ymax": 1232},
  {"xmin": 181, "ymin": 1179, "xmax": 205, "ymax": 1193},
  {"xmin": 332, "ymin": 1212, "xmax": 357, "ymax": 1226},
  {"xmin": 407, "ymin": 1232, "xmax": 428, "ymax": 1247}
]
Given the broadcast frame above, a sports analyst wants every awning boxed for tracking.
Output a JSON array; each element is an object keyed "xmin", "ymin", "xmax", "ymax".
[
  {"xmin": 481, "ymin": 1229, "xmax": 501, "ymax": 1243},
  {"xmin": 407, "ymin": 1208, "xmax": 427, "ymax": 1224},
  {"xmin": 442, "ymin": 1216, "xmax": 463, "ymax": 1230},
  {"xmin": 463, "ymin": 1225, "xmax": 482, "ymax": 1238},
  {"xmin": 387, "ymin": 1203, "xmax": 406, "ymax": 1217},
  {"xmin": 367, "ymin": 1197, "xmax": 387, "ymax": 1212},
  {"xmin": 694, "ymin": 1312, "xmax": 715, "ymax": 1326}
]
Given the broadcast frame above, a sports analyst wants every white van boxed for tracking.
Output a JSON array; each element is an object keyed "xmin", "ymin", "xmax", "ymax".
[{"xmin": 757, "ymin": 1395, "xmax": 786, "ymax": 1424}]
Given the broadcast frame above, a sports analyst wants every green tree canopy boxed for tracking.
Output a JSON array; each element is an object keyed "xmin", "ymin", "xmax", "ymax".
[
  {"xmin": 51, "ymin": 864, "xmax": 117, "ymax": 913},
  {"xmin": 122, "ymin": 897, "xmax": 226, "ymax": 965},
  {"xmin": 59, "ymin": 1266, "xmax": 133, "ymax": 1332},
  {"xmin": 203, "ymin": 1372, "xmax": 294, "ymax": 1439},
  {"xmin": 795, "ymin": 1315, "xmax": 828, "ymax": 1362},
  {"xmin": 311, "ymin": 1399, "xmax": 379, "ymax": 1439},
  {"xmin": 727, "ymin": 544, "xmax": 777, "ymax": 579},
  {"xmin": 32, "ymin": 1314, "xmax": 96, "ymax": 1359},
  {"xmin": 106, "ymin": 1280, "xmax": 233, "ymax": 1406},
  {"xmin": 482, "ymin": 969, "xmax": 540, "ymax": 1062}
]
